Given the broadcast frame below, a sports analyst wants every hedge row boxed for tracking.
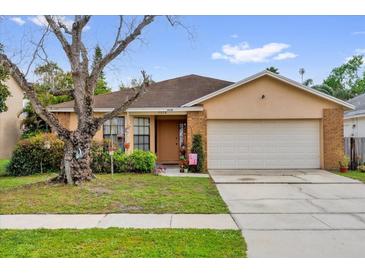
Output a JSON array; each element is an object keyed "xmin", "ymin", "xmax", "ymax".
[{"xmin": 7, "ymin": 133, "xmax": 156, "ymax": 176}]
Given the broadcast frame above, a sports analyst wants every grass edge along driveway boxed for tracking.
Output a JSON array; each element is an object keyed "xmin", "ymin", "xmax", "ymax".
[
  {"xmin": 334, "ymin": 170, "xmax": 365, "ymax": 183},
  {"xmin": 0, "ymin": 228, "xmax": 246, "ymax": 258}
]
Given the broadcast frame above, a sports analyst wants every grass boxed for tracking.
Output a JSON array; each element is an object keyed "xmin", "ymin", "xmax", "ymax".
[
  {"xmin": 334, "ymin": 170, "xmax": 365, "ymax": 182},
  {"xmin": 0, "ymin": 159, "xmax": 9, "ymax": 176},
  {"xmin": 0, "ymin": 228, "xmax": 246, "ymax": 258},
  {"xmin": 0, "ymin": 173, "xmax": 55, "ymax": 191},
  {"xmin": 0, "ymin": 173, "xmax": 228, "ymax": 214}
]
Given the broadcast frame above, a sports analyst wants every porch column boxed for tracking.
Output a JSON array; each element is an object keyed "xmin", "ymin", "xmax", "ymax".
[
  {"xmin": 187, "ymin": 111, "xmax": 207, "ymax": 171},
  {"xmin": 149, "ymin": 115, "xmax": 155, "ymax": 153}
]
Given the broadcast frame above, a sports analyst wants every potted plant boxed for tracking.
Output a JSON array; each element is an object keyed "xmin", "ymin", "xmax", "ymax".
[
  {"xmin": 339, "ymin": 155, "xmax": 350, "ymax": 173},
  {"xmin": 179, "ymin": 155, "xmax": 186, "ymax": 173},
  {"xmin": 358, "ymin": 164, "xmax": 365, "ymax": 173},
  {"xmin": 183, "ymin": 161, "xmax": 189, "ymax": 173}
]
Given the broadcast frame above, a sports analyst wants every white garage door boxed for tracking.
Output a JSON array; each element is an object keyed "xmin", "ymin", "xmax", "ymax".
[{"xmin": 207, "ymin": 120, "xmax": 320, "ymax": 169}]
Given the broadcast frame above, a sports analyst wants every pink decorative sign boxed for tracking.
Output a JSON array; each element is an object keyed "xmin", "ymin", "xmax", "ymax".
[{"xmin": 189, "ymin": 153, "xmax": 198, "ymax": 165}]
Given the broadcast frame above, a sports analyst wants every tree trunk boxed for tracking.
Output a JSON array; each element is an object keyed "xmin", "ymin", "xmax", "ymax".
[{"xmin": 59, "ymin": 132, "xmax": 93, "ymax": 184}]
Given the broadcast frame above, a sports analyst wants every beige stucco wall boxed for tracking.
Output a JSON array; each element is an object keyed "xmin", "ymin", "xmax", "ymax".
[
  {"xmin": 201, "ymin": 75, "xmax": 345, "ymax": 170},
  {"xmin": 203, "ymin": 76, "xmax": 340, "ymax": 119},
  {"xmin": 0, "ymin": 76, "xmax": 25, "ymax": 158}
]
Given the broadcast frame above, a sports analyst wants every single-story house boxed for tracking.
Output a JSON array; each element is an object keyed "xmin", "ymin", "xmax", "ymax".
[
  {"xmin": 0, "ymin": 54, "xmax": 27, "ymax": 158},
  {"xmin": 344, "ymin": 93, "xmax": 365, "ymax": 138},
  {"xmin": 48, "ymin": 71, "xmax": 354, "ymax": 170}
]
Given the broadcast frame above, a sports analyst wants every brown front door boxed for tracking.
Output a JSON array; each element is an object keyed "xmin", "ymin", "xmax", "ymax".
[{"xmin": 157, "ymin": 120, "xmax": 180, "ymax": 163}]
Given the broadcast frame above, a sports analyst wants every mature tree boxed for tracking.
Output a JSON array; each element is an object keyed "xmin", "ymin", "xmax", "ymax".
[
  {"xmin": 9, "ymin": 15, "xmax": 167, "ymax": 184},
  {"xmin": 266, "ymin": 66, "xmax": 279, "ymax": 74},
  {"xmin": 92, "ymin": 45, "xmax": 112, "ymax": 95},
  {"xmin": 0, "ymin": 44, "xmax": 10, "ymax": 113},
  {"xmin": 320, "ymin": 55, "xmax": 365, "ymax": 100}
]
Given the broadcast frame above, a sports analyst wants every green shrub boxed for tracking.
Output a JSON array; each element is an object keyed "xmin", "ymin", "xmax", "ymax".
[
  {"xmin": 8, "ymin": 133, "xmax": 157, "ymax": 176},
  {"xmin": 113, "ymin": 151, "xmax": 130, "ymax": 172},
  {"xmin": 128, "ymin": 150, "xmax": 157, "ymax": 173},
  {"xmin": 90, "ymin": 140, "xmax": 111, "ymax": 173},
  {"xmin": 7, "ymin": 133, "xmax": 64, "ymax": 176},
  {"xmin": 189, "ymin": 134, "xmax": 205, "ymax": 173}
]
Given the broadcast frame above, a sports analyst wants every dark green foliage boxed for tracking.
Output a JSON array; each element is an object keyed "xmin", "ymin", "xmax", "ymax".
[
  {"xmin": 318, "ymin": 55, "xmax": 365, "ymax": 100},
  {"xmin": 189, "ymin": 134, "xmax": 205, "ymax": 173},
  {"xmin": 0, "ymin": 63, "xmax": 10, "ymax": 113},
  {"xmin": 21, "ymin": 62, "xmax": 73, "ymax": 136},
  {"xmin": 266, "ymin": 66, "xmax": 279, "ymax": 74},
  {"xmin": 92, "ymin": 147, "xmax": 157, "ymax": 173},
  {"xmin": 7, "ymin": 133, "xmax": 64, "ymax": 176},
  {"xmin": 127, "ymin": 150, "xmax": 157, "ymax": 173},
  {"xmin": 92, "ymin": 45, "xmax": 111, "ymax": 95},
  {"xmin": 8, "ymin": 134, "xmax": 157, "ymax": 176},
  {"xmin": 90, "ymin": 140, "xmax": 112, "ymax": 173}
]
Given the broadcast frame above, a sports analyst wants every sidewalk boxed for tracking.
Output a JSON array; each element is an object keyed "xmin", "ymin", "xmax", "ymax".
[{"xmin": 0, "ymin": 214, "xmax": 238, "ymax": 230}]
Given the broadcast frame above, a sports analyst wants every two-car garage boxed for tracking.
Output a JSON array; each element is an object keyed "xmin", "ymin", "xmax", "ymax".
[
  {"xmin": 183, "ymin": 71, "xmax": 352, "ymax": 170},
  {"xmin": 207, "ymin": 120, "xmax": 321, "ymax": 169}
]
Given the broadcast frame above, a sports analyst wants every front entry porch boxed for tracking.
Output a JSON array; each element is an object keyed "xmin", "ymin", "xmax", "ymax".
[{"xmin": 156, "ymin": 116, "xmax": 187, "ymax": 164}]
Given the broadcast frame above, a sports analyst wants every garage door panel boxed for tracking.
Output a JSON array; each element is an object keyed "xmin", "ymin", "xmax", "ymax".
[{"xmin": 207, "ymin": 120, "xmax": 320, "ymax": 169}]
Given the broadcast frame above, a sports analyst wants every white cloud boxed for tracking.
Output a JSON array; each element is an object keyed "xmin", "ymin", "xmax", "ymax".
[
  {"xmin": 230, "ymin": 34, "xmax": 239, "ymax": 38},
  {"xmin": 355, "ymin": 48, "xmax": 365, "ymax": 54},
  {"xmin": 352, "ymin": 31, "xmax": 365, "ymax": 35},
  {"xmin": 29, "ymin": 15, "xmax": 48, "ymax": 27},
  {"xmin": 211, "ymin": 42, "xmax": 295, "ymax": 63},
  {"xmin": 10, "ymin": 17, "xmax": 26, "ymax": 26},
  {"xmin": 28, "ymin": 16, "xmax": 90, "ymax": 31},
  {"xmin": 273, "ymin": 52, "xmax": 298, "ymax": 60}
]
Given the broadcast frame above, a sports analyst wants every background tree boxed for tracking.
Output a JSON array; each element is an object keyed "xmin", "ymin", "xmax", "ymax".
[
  {"xmin": 119, "ymin": 70, "xmax": 154, "ymax": 90},
  {"xmin": 0, "ymin": 63, "xmax": 10, "ymax": 113},
  {"xmin": 299, "ymin": 68, "xmax": 305, "ymax": 83},
  {"xmin": 319, "ymin": 55, "xmax": 365, "ymax": 100},
  {"xmin": 92, "ymin": 45, "xmax": 112, "ymax": 95},
  {"xmin": 266, "ymin": 66, "xmax": 279, "ymax": 74},
  {"xmin": 0, "ymin": 45, "xmax": 10, "ymax": 113},
  {"xmin": 303, "ymin": 78, "xmax": 314, "ymax": 87},
  {"xmin": 14, "ymin": 15, "xmax": 172, "ymax": 184},
  {"xmin": 21, "ymin": 62, "xmax": 73, "ymax": 137}
]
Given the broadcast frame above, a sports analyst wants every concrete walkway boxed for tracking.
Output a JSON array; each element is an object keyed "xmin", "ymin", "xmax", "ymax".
[
  {"xmin": 0, "ymin": 214, "xmax": 238, "ymax": 230},
  {"xmin": 212, "ymin": 169, "xmax": 365, "ymax": 257}
]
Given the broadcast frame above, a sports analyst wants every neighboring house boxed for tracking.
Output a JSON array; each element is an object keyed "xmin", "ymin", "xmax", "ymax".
[
  {"xmin": 48, "ymin": 71, "xmax": 354, "ymax": 170},
  {"xmin": 0, "ymin": 54, "xmax": 27, "ymax": 159},
  {"xmin": 344, "ymin": 93, "xmax": 365, "ymax": 138}
]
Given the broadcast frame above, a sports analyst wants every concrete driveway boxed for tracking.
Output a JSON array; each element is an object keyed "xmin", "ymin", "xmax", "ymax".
[{"xmin": 210, "ymin": 169, "xmax": 365, "ymax": 257}]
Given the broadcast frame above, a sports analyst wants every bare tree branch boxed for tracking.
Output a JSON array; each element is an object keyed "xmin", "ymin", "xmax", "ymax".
[
  {"xmin": 89, "ymin": 15, "xmax": 155, "ymax": 89},
  {"xmin": 24, "ymin": 27, "xmax": 50, "ymax": 77},
  {"xmin": 45, "ymin": 16, "xmax": 73, "ymax": 62}
]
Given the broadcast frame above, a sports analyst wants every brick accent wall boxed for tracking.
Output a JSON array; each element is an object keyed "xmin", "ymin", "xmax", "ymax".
[
  {"xmin": 323, "ymin": 108, "xmax": 344, "ymax": 170},
  {"xmin": 187, "ymin": 111, "xmax": 207, "ymax": 171}
]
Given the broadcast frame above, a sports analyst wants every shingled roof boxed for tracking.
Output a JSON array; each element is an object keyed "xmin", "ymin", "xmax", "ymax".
[
  {"xmin": 48, "ymin": 74, "xmax": 233, "ymax": 111},
  {"xmin": 345, "ymin": 93, "xmax": 365, "ymax": 118}
]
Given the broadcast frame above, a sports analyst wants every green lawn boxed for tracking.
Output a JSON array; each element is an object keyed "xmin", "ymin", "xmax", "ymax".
[
  {"xmin": 0, "ymin": 174, "xmax": 228, "ymax": 214},
  {"xmin": 334, "ymin": 170, "xmax": 365, "ymax": 182},
  {"xmin": 0, "ymin": 173, "xmax": 55, "ymax": 191},
  {"xmin": 0, "ymin": 159, "xmax": 9, "ymax": 176},
  {"xmin": 0, "ymin": 228, "xmax": 246, "ymax": 258}
]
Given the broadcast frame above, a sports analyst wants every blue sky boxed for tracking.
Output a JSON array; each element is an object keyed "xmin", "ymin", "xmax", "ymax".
[{"xmin": 1, "ymin": 15, "xmax": 365, "ymax": 90}]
